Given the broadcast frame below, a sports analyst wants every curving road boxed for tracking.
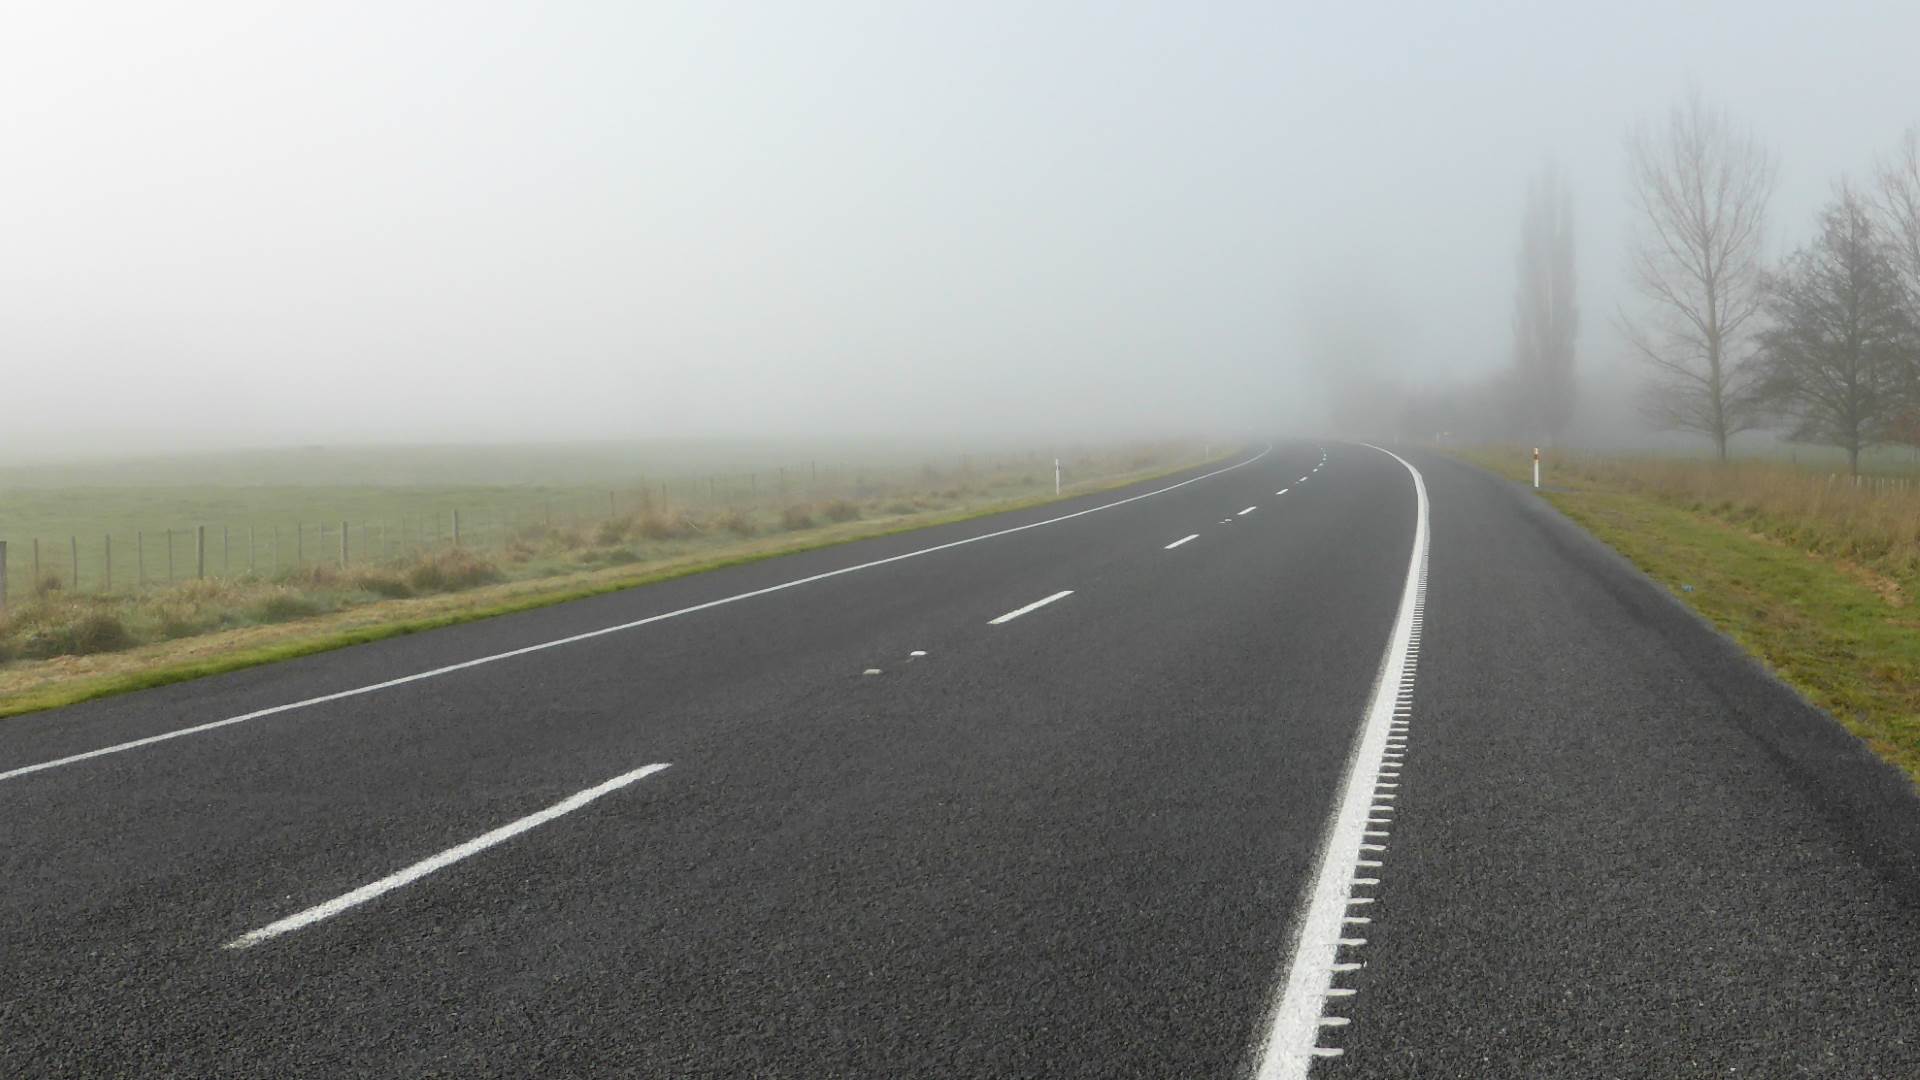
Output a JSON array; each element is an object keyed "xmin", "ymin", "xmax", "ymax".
[{"xmin": 3, "ymin": 441, "xmax": 1917, "ymax": 1077}]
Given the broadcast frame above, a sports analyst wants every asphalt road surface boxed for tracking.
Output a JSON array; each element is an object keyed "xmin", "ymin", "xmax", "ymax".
[{"xmin": 4, "ymin": 441, "xmax": 1918, "ymax": 1078}]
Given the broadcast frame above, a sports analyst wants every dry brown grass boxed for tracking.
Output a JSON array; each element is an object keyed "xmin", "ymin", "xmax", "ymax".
[
  {"xmin": 636, "ymin": 509, "xmax": 692, "ymax": 541},
  {"xmin": 405, "ymin": 548, "xmax": 503, "ymax": 592},
  {"xmin": 0, "ymin": 545, "xmax": 507, "ymax": 663},
  {"xmin": 1554, "ymin": 455, "xmax": 1920, "ymax": 585},
  {"xmin": 253, "ymin": 588, "xmax": 324, "ymax": 622},
  {"xmin": 0, "ymin": 599, "xmax": 133, "ymax": 659},
  {"xmin": 350, "ymin": 568, "xmax": 414, "ymax": 598},
  {"xmin": 710, "ymin": 508, "xmax": 757, "ymax": 537}
]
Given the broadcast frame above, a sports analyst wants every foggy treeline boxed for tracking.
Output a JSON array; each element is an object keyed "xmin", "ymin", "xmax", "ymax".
[
  {"xmin": 1375, "ymin": 91, "xmax": 1920, "ymax": 473},
  {"xmin": 7, "ymin": 8, "xmax": 1919, "ymax": 463}
]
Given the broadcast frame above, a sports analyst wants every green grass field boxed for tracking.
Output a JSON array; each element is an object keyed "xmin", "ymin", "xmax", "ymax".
[{"xmin": 0, "ymin": 440, "xmax": 1168, "ymax": 600}]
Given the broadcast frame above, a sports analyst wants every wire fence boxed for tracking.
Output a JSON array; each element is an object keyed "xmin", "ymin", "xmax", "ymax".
[{"xmin": 0, "ymin": 448, "xmax": 1177, "ymax": 613}]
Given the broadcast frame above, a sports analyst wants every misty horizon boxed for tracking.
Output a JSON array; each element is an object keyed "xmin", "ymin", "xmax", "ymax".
[{"xmin": 6, "ymin": 2, "xmax": 1918, "ymax": 458}]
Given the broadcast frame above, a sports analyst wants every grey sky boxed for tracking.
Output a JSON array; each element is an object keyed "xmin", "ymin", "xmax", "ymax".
[{"xmin": 4, "ymin": 1, "xmax": 1917, "ymax": 456}]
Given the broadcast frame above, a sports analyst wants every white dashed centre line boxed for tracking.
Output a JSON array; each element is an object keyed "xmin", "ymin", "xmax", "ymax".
[
  {"xmin": 1165, "ymin": 534, "xmax": 1200, "ymax": 550},
  {"xmin": 1298, "ymin": 476, "xmax": 1309, "ymax": 482},
  {"xmin": 0, "ymin": 446, "xmax": 1277, "ymax": 786},
  {"xmin": 1276, "ymin": 488, "xmax": 1290, "ymax": 496},
  {"xmin": 224, "ymin": 762, "xmax": 673, "ymax": 950},
  {"xmin": 1238, "ymin": 506, "xmax": 1258, "ymax": 516},
  {"xmin": 988, "ymin": 590, "xmax": 1074, "ymax": 625}
]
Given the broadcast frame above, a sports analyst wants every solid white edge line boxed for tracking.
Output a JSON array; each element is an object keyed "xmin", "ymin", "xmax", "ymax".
[
  {"xmin": 224, "ymin": 762, "xmax": 672, "ymax": 950},
  {"xmin": 1239, "ymin": 506, "xmax": 1258, "ymax": 516},
  {"xmin": 1165, "ymin": 534, "xmax": 1200, "ymax": 550},
  {"xmin": 988, "ymin": 589, "xmax": 1074, "ymax": 625},
  {"xmin": 1253, "ymin": 443, "xmax": 1428, "ymax": 1079},
  {"xmin": 2, "ymin": 446, "xmax": 1275, "ymax": 784}
]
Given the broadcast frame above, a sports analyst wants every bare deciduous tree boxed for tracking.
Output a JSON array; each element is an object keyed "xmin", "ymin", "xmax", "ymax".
[
  {"xmin": 1754, "ymin": 185, "xmax": 1918, "ymax": 475},
  {"xmin": 1874, "ymin": 127, "xmax": 1920, "ymax": 292},
  {"xmin": 1621, "ymin": 90, "xmax": 1776, "ymax": 460},
  {"xmin": 1513, "ymin": 162, "xmax": 1578, "ymax": 443}
]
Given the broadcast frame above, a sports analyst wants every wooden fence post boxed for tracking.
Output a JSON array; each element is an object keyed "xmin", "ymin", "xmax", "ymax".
[
  {"xmin": 340, "ymin": 520, "xmax": 349, "ymax": 567},
  {"xmin": 223, "ymin": 526, "xmax": 230, "ymax": 575},
  {"xmin": 249, "ymin": 526, "xmax": 256, "ymax": 574},
  {"xmin": 32, "ymin": 538, "xmax": 40, "ymax": 591},
  {"xmin": 166, "ymin": 529, "xmax": 174, "ymax": 581},
  {"xmin": 196, "ymin": 526, "xmax": 206, "ymax": 579},
  {"xmin": 70, "ymin": 536, "xmax": 78, "ymax": 590},
  {"xmin": 104, "ymin": 535, "xmax": 112, "ymax": 592},
  {"xmin": 137, "ymin": 531, "xmax": 145, "ymax": 586},
  {"xmin": 453, "ymin": 509, "xmax": 462, "ymax": 547}
]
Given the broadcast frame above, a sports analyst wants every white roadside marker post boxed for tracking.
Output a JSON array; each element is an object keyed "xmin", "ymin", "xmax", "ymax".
[
  {"xmin": 1532, "ymin": 446, "xmax": 1541, "ymax": 490},
  {"xmin": 1054, "ymin": 458, "xmax": 1061, "ymax": 495}
]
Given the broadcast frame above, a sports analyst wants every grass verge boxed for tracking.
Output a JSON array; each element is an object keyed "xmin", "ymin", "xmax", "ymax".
[
  {"xmin": 1451, "ymin": 446, "xmax": 1920, "ymax": 784},
  {"xmin": 0, "ymin": 451, "xmax": 1224, "ymax": 721}
]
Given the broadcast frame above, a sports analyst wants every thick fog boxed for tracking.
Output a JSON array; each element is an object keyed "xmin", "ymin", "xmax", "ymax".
[{"xmin": 4, "ymin": 2, "xmax": 1917, "ymax": 458}]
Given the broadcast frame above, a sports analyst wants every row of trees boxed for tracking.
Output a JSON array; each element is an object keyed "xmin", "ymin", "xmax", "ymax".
[
  {"xmin": 1389, "ymin": 93, "xmax": 1920, "ymax": 464},
  {"xmin": 1623, "ymin": 94, "xmax": 1920, "ymax": 472}
]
